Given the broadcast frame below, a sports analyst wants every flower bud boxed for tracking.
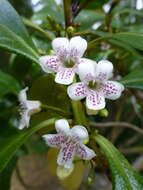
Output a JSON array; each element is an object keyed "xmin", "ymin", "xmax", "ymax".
[
  {"xmin": 99, "ymin": 109, "xmax": 108, "ymax": 117},
  {"xmin": 67, "ymin": 26, "xmax": 75, "ymax": 36},
  {"xmin": 57, "ymin": 164, "xmax": 74, "ymax": 180}
]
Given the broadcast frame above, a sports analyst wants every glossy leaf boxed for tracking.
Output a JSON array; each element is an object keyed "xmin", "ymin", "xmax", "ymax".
[
  {"xmin": 0, "ymin": 24, "xmax": 39, "ymax": 63},
  {"xmin": 95, "ymin": 135, "xmax": 143, "ymax": 190},
  {"xmin": 0, "ymin": 156, "xmax": 17, "ymax": 190},
  {"xmin": 29, "ymin": 75, "xmax": 71, "ymax": 126},
  {"xmin": 0, "ymin": 118, "xmax": 56, "ymax": 171},
  {"xmin": 112, "ymin": 33, "xmax": 143, "ymax": 51},
  {"xmin": 32, "ymin": 0, "xmax": 64, "ymax": 23},
  {"xmin": 120, "ymin": 69, "xmax": 143, "ymax": 90},
  {"xmin": 76, "ymin": 10, "xmax": 105, "ymax": 30},
  {"xmin": 0, "ymin": 70, "xmax": 20, "ymax": 97},
  {"xmin": 0, "ymin": 0, "xmax": 36, "ymax": 50}
]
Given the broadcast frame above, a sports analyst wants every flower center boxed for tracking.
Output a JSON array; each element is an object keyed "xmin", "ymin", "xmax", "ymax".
[
  {"xmin": 88, "ymin": 81, "xmax": 98, "ymax": 89},
  {"xmin": 64, "ymin": 59, "xmax": 75, "ymax": 68}
]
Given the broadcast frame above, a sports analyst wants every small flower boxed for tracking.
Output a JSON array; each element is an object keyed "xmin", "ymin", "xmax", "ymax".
[
  {"xmin": 19, "ymin": 87, "xmax": 41, "ymax": 130},
  {"xmin": 43, "ymin": 119, "xmax": 95, "ymax": 169},
  {"xmin": 39, "ymin": 36, "xmax": 87, "ymax": 85},
  {"xmin": 67, "ymin": 59, "xmax": 124, "ymax": 111}
]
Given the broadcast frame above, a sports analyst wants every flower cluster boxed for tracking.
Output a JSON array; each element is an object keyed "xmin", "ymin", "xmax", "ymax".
[
  {"xmin": 39, "ymin": 36, "xmax": 124, "ymax": 111},
  {"xmin": 17, "ymin": 36, "xmax": 124, "ymax": 171},
  {"xmin": 43, "ymin": 119, "xmax": 96, "ymax": 169}
]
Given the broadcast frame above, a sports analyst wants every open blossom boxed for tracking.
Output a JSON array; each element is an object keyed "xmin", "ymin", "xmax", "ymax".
[
  {"xmin": 19, "ymin": 87, "xmax": 41, "ymax": 130},
  {"xmin": 39, "ymin": 36, "xmax": 87, "ymax": 85},
  {"xmin": 67, "ymin": 59, "xmax": 124, "ymax": 111},
  {"xmin": 43, "ymin": 119, "xmax": 95, "ymax": 169}
]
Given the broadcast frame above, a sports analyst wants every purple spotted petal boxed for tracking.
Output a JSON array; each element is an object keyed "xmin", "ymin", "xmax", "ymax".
[
  {"xmin": 86, "ymin": 90, "xmax": 105, "ymax": 110},
  {"xmin": 69, "ymin": 36, "xmax": 87, "ymax": 58},
  {"xmin": 76, "ymin": 144, "xmax": 96, "ymax": 160},
  {"xmin": 95, "ymin": 60, "xmax": 113, "ymax": 82},
  {"xmin": 43, "ymin": 134, "xmax": 67, "ymax": 148},
  {"xmin": 67, "ymin": 82, "xmax": 87, "ymax": 100},
  {"xmin": 39, "ymin": 56, "xmax": 60, "ymax": 73},
  {"xmin": 100, "ymin": 80, "xmax": 124, "ymax": 100},
  {"xmin": 52, "ymin": 37, "xmax": 69, "ymax": 59},
  {"xmin": 57, "ymin": 139, "xmax": 76, "ymax": 168},
  {"xmin": 77, "ymin": 58, "xmax": 97, "ymax": 82},
  {"xmin": 55, "ymin": 68, "xmax": 75, "ymax": 85}
]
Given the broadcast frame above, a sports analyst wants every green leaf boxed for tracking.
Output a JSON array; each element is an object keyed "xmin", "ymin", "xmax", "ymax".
[
  {"xmin": 0, "ymin": 0, "xmax": 36, "ymax": 50},
  {"xmin": 109, "ymin": 39, "xmax": 143, "ymax": 60},
  {"xmin": 0, "ymin": 24, "xmax": 39, "ymax": 63},
  {"xmin": 32, "ymin": 0, "xmax": 64, "ymax": 23},
  {"xmin": 88, "ymin": 31, "xmax": 143, "ymax": 54},
  {"xmin": 0, "ymin": 70, "xmax": 20, "ymax": 97},
  {"xmin": 112, "ymin": 33, "xmax": 143, "ymax": 51},
  {"xmin": 75, "ymin": 10, "xmax": 105, "ymax": 30},
  {"xmin": 0, "ymin": 156, "xmax": 17, "ymax": 190},
  {"xmin": 120, "ymin": 69, "xmax": 143, "ymax": 90},
  {"xmin": 29, "ymin": 75, "xmax": 71, "ymax": 125},
  {"xmin": 0, "ymin": 118, "xmax": 56, "ymax": 172},
  {"xmin": 95, "ymin": 135, "xmax": 143, "ymax": 190}
]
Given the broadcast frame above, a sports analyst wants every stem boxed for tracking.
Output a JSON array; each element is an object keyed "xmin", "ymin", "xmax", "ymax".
[
  {"xmin": 73, "ymin": 0, "xmax": 94, "ymax": 19},
  {"xmin": 71, "ymin": 100, "xmax": 87, "ymax": 126},
  {"xmin": 23, "ymin": 17, "xmax": 53, "ymax": 41},
  {"xmin": 90, "ymin": 121, "xmax": 143, "ymax": 135},
  {"xmin": 70, "ymin": 77, "xmax": 87, "ymax": 126},
  {"xmin": 63, "ymin": 0, "xmax": 72, "ymax": 27},
  {"xmin": 41, "ymin": 104, "xmax": 70, "ymax": 117}
]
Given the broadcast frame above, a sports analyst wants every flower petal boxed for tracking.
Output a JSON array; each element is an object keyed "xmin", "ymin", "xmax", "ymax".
[
  {"xmin": 52, "ymin": 37, "xmax": 69, "ymax": 58},
  {"xmin": 55, "ymin": 119, "xmax": 70, "ymax": 134},
  {"xmin": 26, "ymin": 100, "xmax": 41, "ymax": 115},
  {"xmin": 67, "ymin": 82, "xmax": 87, "ymax": 100},
  {"xmin": 19, "ymin": 111, "xmax": 30, "ymax": 130},
  {"xmin": 43, "ymin": 134, "xmax": 65, "ymax": 147},
  {"xmin": 55, "ymin": 68, "xmax": 75, "ymax": 85},
  {"xmin": 39, "ymin": 56, "xmax": 60, "ymax": 73},
  {"xmin": 78, "ymin": 58, "xmax": 97, "ymax": 82},
  {"xmin": 95, "ymin": 60, "xmax": 113, "ymax": 82},
  {"xmin": 70, "ymin": 125, "xmax": 88, "ymax": 141},
  {"xmin": 86, "ymin": 91, "xmax": 105, "ymax": 110},
  {"xmin": 57, "ymin": 141, "xmax": 76, "ymax": 168},
  {"xmin": 18, "ymin": 87, "xmax": 28, "ymax": 102},
  {"xmin": 69, "ymin": 36, "xmax": 87, "ymax": 58},
  {"xmin": 100, "ymin": 81, "xmax": 124, "ymax": 100},
  {"xmin": 76, "ymin": 144, "xmax": 96, "ymax": 160}
]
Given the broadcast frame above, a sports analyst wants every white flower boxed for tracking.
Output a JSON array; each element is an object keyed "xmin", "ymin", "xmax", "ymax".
[
  {"xmin": 67, "ymin": 59, "xmax": 124, "ymax": 111},
  {"xmin": 19, "ymin": 87, "xmax": 41, "ymax": 130},
  {"xmin": 39, "ymin": 36, "xmax": 87, "ymax": 85},
  {"xmin": 43, "ymin": 119, "xmax": 95, "ymax": 169}
]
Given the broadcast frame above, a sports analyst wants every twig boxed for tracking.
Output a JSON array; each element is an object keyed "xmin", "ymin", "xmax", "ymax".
[
  {"xmin": 90, "ymin": 121, "xmax": 143, "ymax": 135},
  {"xmin": 119, "ymin": 147, "xmax": 143, "ymax": 154},
  {"xmin": 63, "ymin": 0, "xmax": 72, "ymax": 27},
  {"xmin": 121, "ymin": 134, "xmax": 141, "ymax": 146},
  {"xmin": 23, "ymin": 17, "xmax": 53, "ymax": 41},
  {"xmin": 72, "ymin": 0, "xmax": 94, "ymax": 19}
]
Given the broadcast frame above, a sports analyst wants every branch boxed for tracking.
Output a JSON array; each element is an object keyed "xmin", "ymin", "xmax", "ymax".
[
  {"xmin": 72, "ymin": 0, "xmax": 94, "ymax": 19},
  {"xmin": 90, "ymin": 121, "xmax": 143, "ymax": 135},
  {"xmin": 63, "ymin": 0, "xmax": 72, "ymax": 27}
]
